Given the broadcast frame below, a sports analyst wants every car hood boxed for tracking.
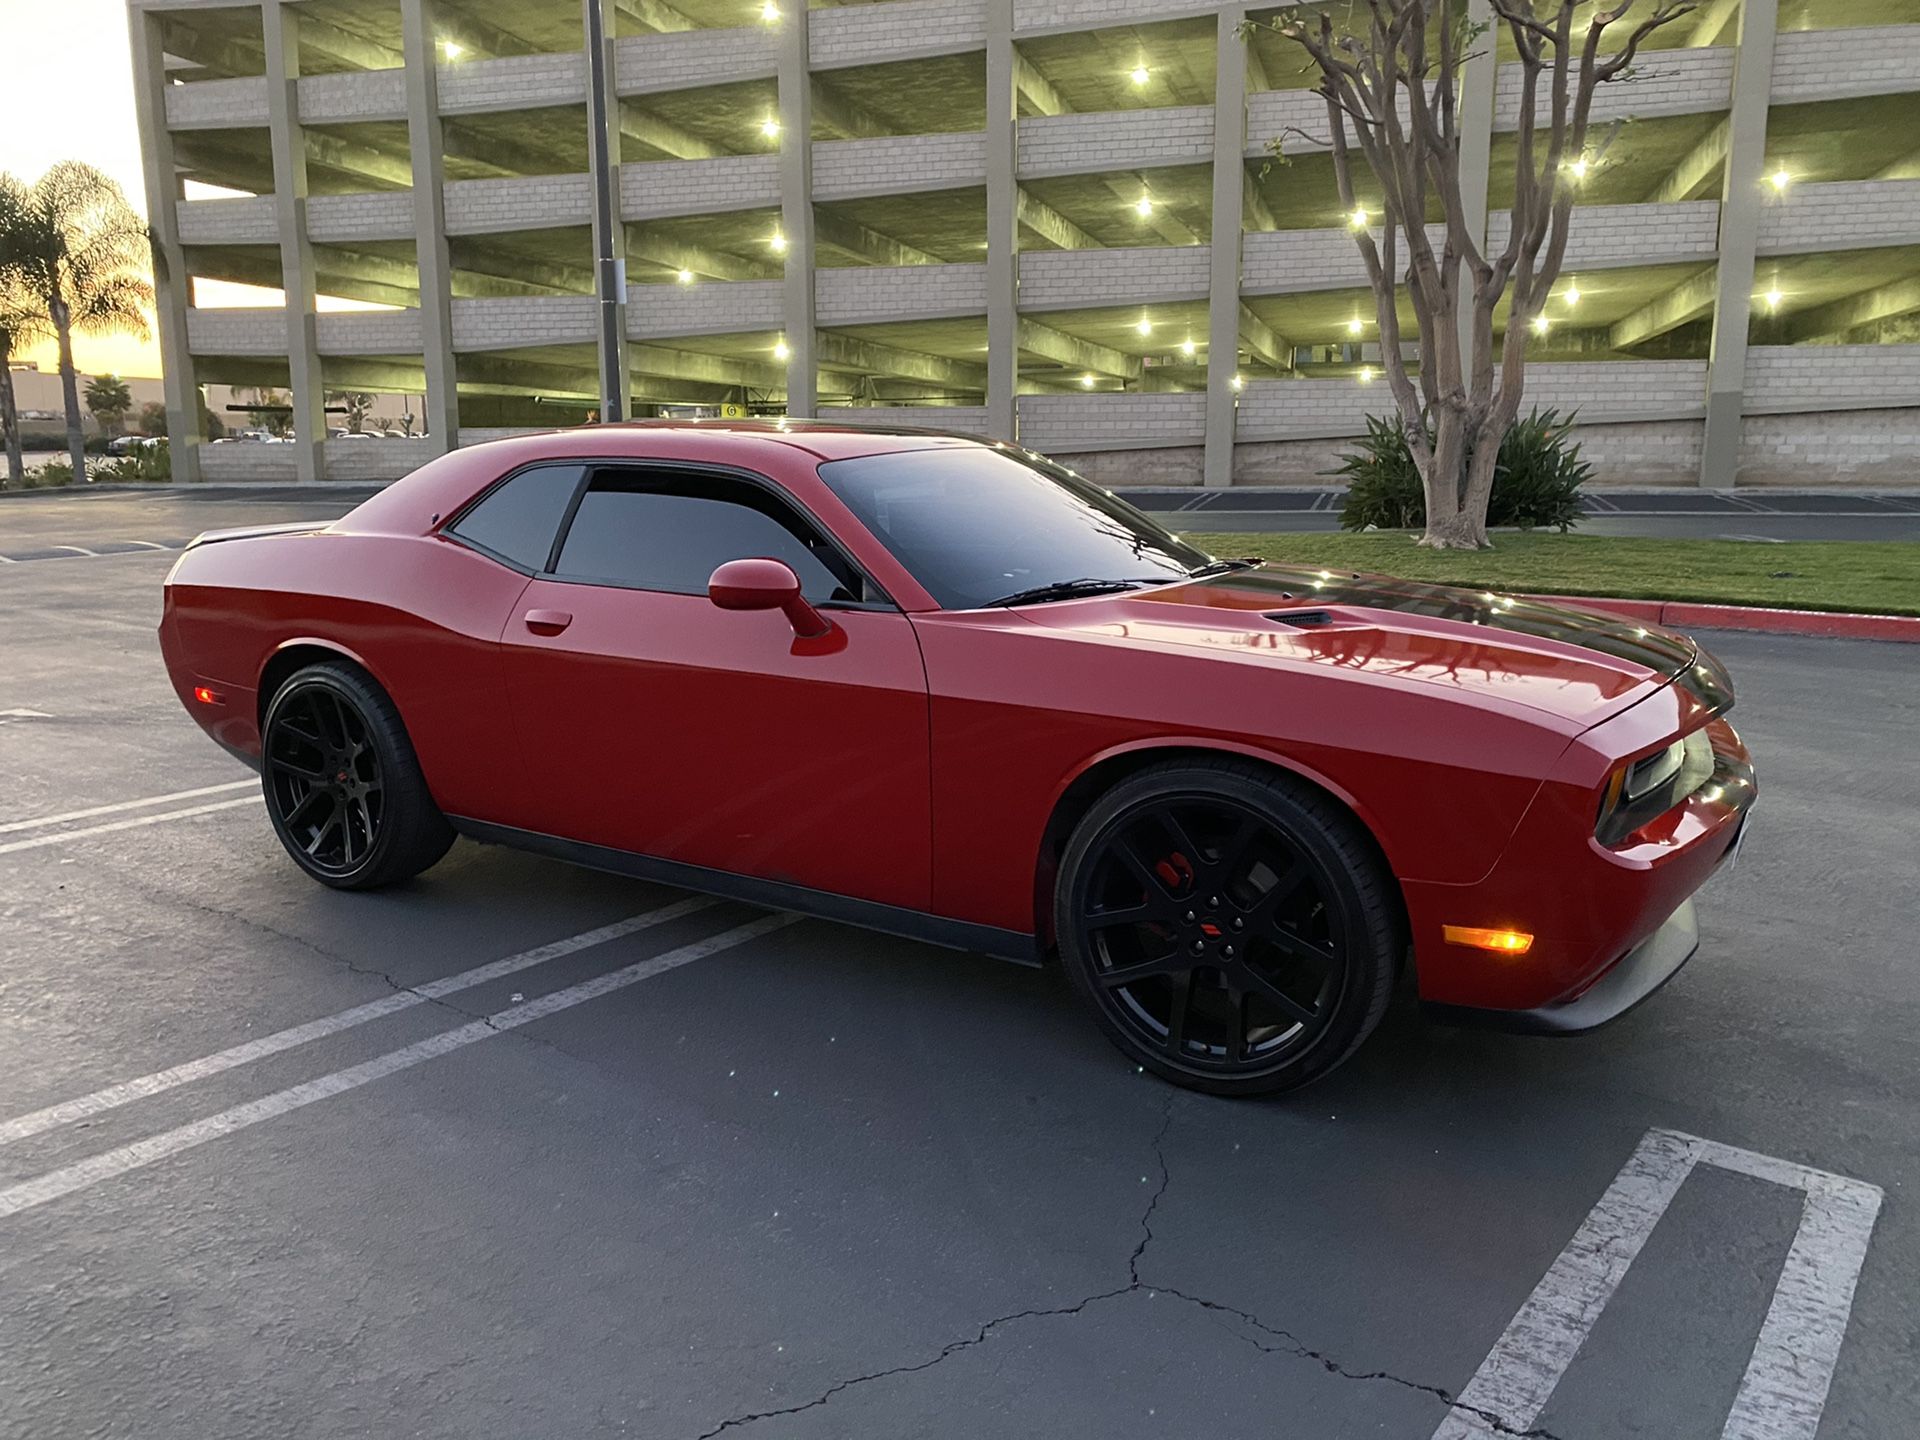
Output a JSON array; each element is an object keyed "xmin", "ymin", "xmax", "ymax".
[{"xmin": 1015, "ymin": 565, "xmax": 1699, "ymax": 728}]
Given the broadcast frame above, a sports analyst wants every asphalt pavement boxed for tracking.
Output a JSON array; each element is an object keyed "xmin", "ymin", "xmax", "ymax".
[
  {"xmin": 1, "ymin": 516, "xmax": 1915, "ymax": 1439},
  {"xmin": 3, "ymin": 482, "xmax": 1919, "ymax": 562}
]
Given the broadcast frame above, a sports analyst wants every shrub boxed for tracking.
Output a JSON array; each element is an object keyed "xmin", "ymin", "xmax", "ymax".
[
  {"xmin": 1335, "ymin": 407, "xmax": 1591, "ymax": 533},
  {"xmin": 95, "ymin": 439, "xmax": 171, "ymax": 483},
  {"xmin": 26, "ymin": 459, "xmax": 74, "ymax": 487}
]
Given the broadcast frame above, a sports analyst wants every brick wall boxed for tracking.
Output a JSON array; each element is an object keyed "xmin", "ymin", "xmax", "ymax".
[
  {"xmin": 296, "ymin": 68, "xmax": 407, "ymax": 124},
  {"xmin": 620, "ymin": 156, "xmax": 781, "ymax": 219},
  {"xmin": 445, "ymin": 174, "xmax": 594, "ymax": 235},
  {"xmin": 810, "ymin": 0, "xmax": 987, "ymax": 68},
  {"xmin": 1241, "ymin": 226, "xmax": 1447, "ymax": 295},
  {"xmin": 316, "ymin": 310, "xmax": 423, "ymax": 356},
  {"xmin": 616, "ymin": 28, "xmax": 777, "ymax": 95},
  {"xmin": 1522, "ymin": 361, "xmax": 1709, "ymax": 420},
  {"xmin": 186, "ymin": 308, "xmax": 289, "ymax": 356},
  {"xmin": 1571, "ymin": 420, "xmax": 1705, "ymax": 486},
  {"xmin": 816, "ymin": 263, "xmax": 988, "ymax": 324},
  {"xmin": 1737, "ymin": 408, "xmax": 1920, "ymax": 486},
  {"xmin": 1756, "ymin": 180, "xmax": 1920, "ymax": 256},
  {"xmin": 1013, "ymin": 0, "xmax": 1218, "ymax": 36},
  {"xmin": 198, "ymin": 442, "xmax": 298, "ymax": 481},
  {"xmin": 1496, "ymin": 46, "xmax": 1732, "ymax": 129},
  {"xmin": 1050, "ymin": 445, "xmax": 1204, "ymax": 485},
  {"xmin": 451, "ymin": 296, "xmax": 598, "ymax": 351},
  {"xmin": 1245, "ymin": 86, "xmax": 1405, "ymax": 156},
  {"xmin": 1018, "ymin": 392, "xmax": 1206, "ymax": 450},
  {"xmin": 1018, "ymin": 245, "xmax": 1210, "ymax": 309},
  {"xmin": 1486, "ymin": 201, "xmax": 1721, "ymax": 269},
  {"xmin": 1772, "ymin": 25, "xmax": 1920, "ymax": 104},
  {"xmin": 165, "ymin": 76, "xmax": 270, "ymax": 131},
  {"xmin": 813, "ymin": 133, "xmax": 987, "ymax": 202},
  {"xmin": 438, "ymin": 53, "xmax": 588, "ymax": 114},
  {"xmin": 323, "ymin": 437, "xmax": 436, "ymax": 481},
  {"xmin": 1744, "ymin": 345, "xmax": 1920, "ymax": 413},
  {"xmin": 1234, "ymin": 379, "xmax": 1374, "ymax": 440},
  {"xmin": 178, "ymin": 196, "xmax": 278, "ymax": 246},
  {"xmin": 1017, "ymin": 107, "xmax": 1213, "ymax": 179},
  {"xmin": 307, "ymin": 191, "xmax": 415, "ymax": 243},
  {"xmin": 627, "ymin": 279, "xmax": 783, "ymax": 338}
]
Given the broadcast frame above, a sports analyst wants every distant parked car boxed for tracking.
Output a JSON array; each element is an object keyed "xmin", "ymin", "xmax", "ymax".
[{"xmin": 107, "ymin": 435, "xmax": 162, "ymax": 456}]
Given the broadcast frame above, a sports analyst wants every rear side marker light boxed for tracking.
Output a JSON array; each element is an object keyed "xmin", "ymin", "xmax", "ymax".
[
  {"xmin": 1443, "ymin": 925, "xmax": 1534, "ymax": 955},
  {"xmin": 192, "ymin": 686, "xmax": 224, "ymax": 706}
]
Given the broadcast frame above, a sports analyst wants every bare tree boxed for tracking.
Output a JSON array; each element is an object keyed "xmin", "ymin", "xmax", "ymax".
[{"xmin": 1249, "ymin": 1, "xmax": 1692, "ymax": 548}]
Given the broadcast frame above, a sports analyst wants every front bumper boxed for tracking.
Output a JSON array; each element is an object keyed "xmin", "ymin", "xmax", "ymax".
[
  {"xmin": 1423, "ymin": 897, "xmax": 1698, "ymax": 1034},
  {"xmin": 1404, "ymin": 710, "xmax": 1754, "ymax": 1016}
]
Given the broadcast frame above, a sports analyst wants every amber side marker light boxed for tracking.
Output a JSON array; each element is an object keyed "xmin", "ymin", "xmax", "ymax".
[
  {"xmin": 192, "ymin": 686, "xmax": 224, "ymax": 706},
  {"xmin": 1443, "ymin": 925, "xmax": 1535, "ymax": 955}
]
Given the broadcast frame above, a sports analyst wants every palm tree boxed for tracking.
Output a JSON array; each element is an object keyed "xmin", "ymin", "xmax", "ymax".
[
  {"xmin": 85, "ymin": 373, "xmax": 134, "ymax": 439},
  {"xmin": 0, "ymin": 175, "xmax": 52, "ymax": 488},
  {"xmin": 8, "ymin": 163, "xmax": 153, "ymax": 483}
]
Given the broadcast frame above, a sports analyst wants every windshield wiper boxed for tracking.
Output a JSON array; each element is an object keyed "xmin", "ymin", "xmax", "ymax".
[
  {"xmin": 983, "ymin": 577, "xmax": 1157, "ymax": 608},
  {"xmin": 1185, "ymin": 557, "xmax": 1263, "ymax": 578}
]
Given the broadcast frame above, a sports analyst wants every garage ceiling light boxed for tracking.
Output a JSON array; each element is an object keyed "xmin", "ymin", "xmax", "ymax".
[
  {"xmin": 1770, "ymin": 166, "xmax": 1791, "ymax": 192},
  {"xmin": 769, "ymin": 230, "xmax": 788, "ymax": 253},
  {"xmin": 1180, "ymin": 338, "xmax": 1197, "ymax": 357},
  {"xmin": 1134, "ymin": 195, "xmax": 1154, "ymax": 217},
  {"xmin": 1130, "ymin": 65, "xmax": 1150, "ymax": 86},
  {"xmin": 1081, "ymin": 373, "xmax": 1097, "ymax": 388},
  {"xmin": 1531, "ymin": 314, "xmax": 1550, "ymax": 336},
  {"xmin": 760, "ymin": 1, "xmax": 781, "ymax": 20},
  {"xmin": 440, "ymin": 38, "xmax": 464, "ymax": 59},
  {"xmin": 1347, "ymin": 316, "xmax": 1363, "ymax": 335},
  {"xmin": 774, "ymin": 338, "xmax": 791, "ymax": 360},
  {"xmin": 1348, "ymin": 206, "xmax": 1368, "ymax": 229},
  {"xmin": 676, "ymin": 269, "xmax": 694, "ymax": 284},
  {"xmin": 761, "ymin": 117, "xmax": 781, "ymax": 139}
]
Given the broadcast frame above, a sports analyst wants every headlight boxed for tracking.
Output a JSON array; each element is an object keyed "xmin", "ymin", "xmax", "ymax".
[{"xmin": 1597, "ymin": 729, "xmax": 1716, "ymax": 846}]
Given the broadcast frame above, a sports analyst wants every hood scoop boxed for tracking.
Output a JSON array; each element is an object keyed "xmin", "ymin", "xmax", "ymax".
[{"xmin": 1266, "ymin": 608, "xmax": 1336, "ymax": 629}]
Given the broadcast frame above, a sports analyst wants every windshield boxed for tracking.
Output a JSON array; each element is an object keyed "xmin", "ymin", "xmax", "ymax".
[{"xmin": 816, "ymin": 444, "xmax": 1214, "ymax": 609}]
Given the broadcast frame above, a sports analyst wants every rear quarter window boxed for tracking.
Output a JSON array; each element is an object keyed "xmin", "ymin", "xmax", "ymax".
[{"xmin": 447, "ymin": 463, "xmax": 587, "ymax": 572}]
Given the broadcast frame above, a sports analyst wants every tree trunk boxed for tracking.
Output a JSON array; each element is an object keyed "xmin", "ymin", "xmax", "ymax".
[
  {"xmin": 53, "ymin": 302, "xmax": 86, "ymax": 484},
  {"xmin": 1421, "ymin": 503, "xmax": 1489, "ymax": 549},
  {"xmin": 0, "ymin": 338, "xmax": 23, "ymax": 489},
  {"xmin": 1417, "ymin": 407, "xmax": 1490, "ymax": 549}
]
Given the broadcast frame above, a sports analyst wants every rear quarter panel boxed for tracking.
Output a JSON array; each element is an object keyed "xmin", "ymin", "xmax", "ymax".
[{"xmin": 162, "ymin": 531, "xmax": 532, "ymax": 822}]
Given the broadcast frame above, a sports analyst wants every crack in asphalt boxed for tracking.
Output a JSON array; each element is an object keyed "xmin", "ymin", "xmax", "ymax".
[{"xmin": 692, "ymin": 1088, "xmax": 1562, "ymax": 1440}]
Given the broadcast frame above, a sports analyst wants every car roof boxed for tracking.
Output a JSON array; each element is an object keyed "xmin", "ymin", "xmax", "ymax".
[{"xmin": 487, "ymin": 417, "xmax": 1002, "ymax": 462}]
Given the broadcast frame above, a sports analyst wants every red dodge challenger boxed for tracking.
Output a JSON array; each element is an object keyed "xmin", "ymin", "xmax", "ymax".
[{"xmin": 160, "ymin": 421, "xmax": 1755, "ymax": 1094}]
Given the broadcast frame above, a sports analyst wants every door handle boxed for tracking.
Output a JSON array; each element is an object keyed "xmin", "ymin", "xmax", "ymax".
[{"xmin": 523, "ymin": 608, "xmax": 573, "ymax": 636}]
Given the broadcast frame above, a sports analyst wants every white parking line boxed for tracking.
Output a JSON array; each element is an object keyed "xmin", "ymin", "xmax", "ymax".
[
  {"xmin": 0, "ymin": 779, "xmax": 257, "ymax": 835},
  {"xmin": 0, "ymin": 898, "xmax": 716, "ymax": 1148},
  {"xmin": 51, "ymin": 544, "xmax": 98, "ymax": 557},
  {"xmin": 1432, "ymin": 1128, "xmax": 1883, "ymax": 1440},
  {"xmin": 0, "ymin": 913, "xmax": 798, "ymax": 1219},
  {"xmin": 0, "ymin": 797, "xmax": 259, "ymax": 855},
  {"xmin": 119, "ymin": 540, "xmax": 169, "ymax": 551}
]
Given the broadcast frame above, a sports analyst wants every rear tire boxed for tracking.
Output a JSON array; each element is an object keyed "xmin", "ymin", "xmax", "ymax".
[
  {"xmin": 1053, "ymin": 757, "xmax": 1399, "ymax": 1096},
  {"xmin": 260, "ymin": 661, "xmax": 454, "ymax": 890}
]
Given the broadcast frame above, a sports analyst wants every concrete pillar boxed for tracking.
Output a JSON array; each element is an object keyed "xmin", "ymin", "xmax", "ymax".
[
  {"xmin": 127, "ymin": 6, "xmax": 203, "ymax": 482},
  {"xmin": 1202, "ymin": 7, "xmax": 1248, "ymax": 488},
  {"xmin": 401, "ymin": 0, "xmax": 459, "ymax": 451},
  {"xmin": 1454, "ymin": 0, "xmax": 1496, "ymax": 371},
  {"xmin": 1700, "ymin": 0, "xmax": 1779, "ymax": 489},
  {"xmin": 776, "ymin": 4, "xmax": 816, "ymax": 415},
  {"xmin": 984, "ymin": 0, "xmax": 1019, "ymax": 441},
  {"xmin": 583, "ymin": 0, "xmax": 630, "ymax": 421},
  {"xmin": 263, "ymin": 2, "xmax": 327, "ymax": 481}
]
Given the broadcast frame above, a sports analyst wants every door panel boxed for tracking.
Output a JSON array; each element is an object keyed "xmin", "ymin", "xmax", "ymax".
[{"xmin": 500, "ymin": 580, "xmax": 932, "ymax": 912}]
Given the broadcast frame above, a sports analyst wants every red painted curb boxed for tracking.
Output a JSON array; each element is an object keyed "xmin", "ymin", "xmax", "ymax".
[{"xmin": 1529, "ymin": 593, "xmax": 1920, "ymax": 643}]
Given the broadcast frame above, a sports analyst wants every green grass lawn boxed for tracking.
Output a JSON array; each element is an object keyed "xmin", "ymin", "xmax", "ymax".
[{"xmin": 1177, "ymin": 530, "xmax": 1920, "ymax": 616}]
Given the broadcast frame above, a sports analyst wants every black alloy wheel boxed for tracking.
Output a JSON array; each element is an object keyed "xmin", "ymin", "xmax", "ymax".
[
  {"xmin": 261, "ymin": 662, "xmax": 454, "ymax": 889},
  {"xmin": 1056, "ymin": 759, "xmax": 1399, "ymax": 1095}
]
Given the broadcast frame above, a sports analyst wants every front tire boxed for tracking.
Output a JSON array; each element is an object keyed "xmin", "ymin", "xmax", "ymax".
[
  {"xmin": 260, "ymin": 661, "xmax": 454, "ymax": 890},
  {"xmin": 1053, "ymin": 758, "xmax": 1400, "ymax": 1096}
]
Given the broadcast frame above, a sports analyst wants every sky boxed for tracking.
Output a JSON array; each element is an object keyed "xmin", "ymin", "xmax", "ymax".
[{"xmin": 0, "ymin": 0, "xmax": 367, "ymax": 381}]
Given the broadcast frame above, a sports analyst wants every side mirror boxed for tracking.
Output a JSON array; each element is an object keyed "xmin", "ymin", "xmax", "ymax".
[{"xmin": 708, "ymin": 557, "xmax": 831, "ymax": 638}]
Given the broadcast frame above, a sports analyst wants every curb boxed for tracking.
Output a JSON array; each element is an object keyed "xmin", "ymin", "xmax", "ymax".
[{"xmin": 1531, "ymin": 594, "xmax": 1920, "ymax": 644}]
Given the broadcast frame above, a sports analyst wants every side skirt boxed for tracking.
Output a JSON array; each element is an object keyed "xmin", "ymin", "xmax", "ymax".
[{"xmin": 447, "ymin": 816, "xmax": 1043, "ymax": 968}]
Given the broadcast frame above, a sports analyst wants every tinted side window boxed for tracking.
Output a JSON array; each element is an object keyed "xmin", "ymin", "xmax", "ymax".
[
  {"xmin": 551, "ymin": 474, "xmax": 855, "ymax": 602},
  {"xmin": 448, "ymin": 463, "xmax": 586, "ymax": 572}
]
